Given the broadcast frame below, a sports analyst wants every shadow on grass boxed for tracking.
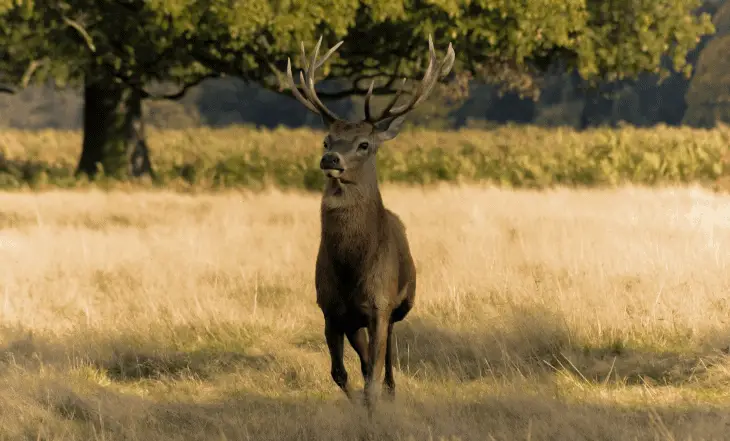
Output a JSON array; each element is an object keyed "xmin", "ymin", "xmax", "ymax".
[
  {"xmin": 0, "ymin": 320, "xmax": 729, "ymax": 440},
  {"xmin": 391, "ymin": 304, "xmax": 729, "ymax": 387},
  {"xmin": 99, "ymin": 347, "xmax": 273, "ymax": 382},
  {"xmin": 1, "ymin": 301, "xmax": 728, "ymax": 393},
  {"xmin": 16, "ymin": 378, "xmax": 730, "ymax": 441},
  {"xmin": 0, "ymin": 327, "xmax": 275, "ymax": 382}
]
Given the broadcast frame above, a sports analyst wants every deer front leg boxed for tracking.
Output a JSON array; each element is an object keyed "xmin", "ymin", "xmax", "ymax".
[
  {"xmin": 383, "ymin": 322, "xmax": 396, "ymax": 401},
  {"xmin": 364, "ymin": 313, "xmax": 389, "ymax": 415},
  {"xmin": 325, "ymin": 319, "xmax": 352, "ymax": 400}
]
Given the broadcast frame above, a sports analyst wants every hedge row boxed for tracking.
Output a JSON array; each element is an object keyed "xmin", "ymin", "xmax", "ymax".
[{"xmin": 1, "ymin": 124, "xmax": 729, "ymax": 191}]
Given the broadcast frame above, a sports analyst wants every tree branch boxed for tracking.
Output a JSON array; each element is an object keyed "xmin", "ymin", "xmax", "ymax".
[
  {"xmin": 62, "ymin": 16, "xmax": 96, "ymax": 52},
  {"xmin": 189, "ymin": 47, "xmax": 255, "ymax": 83},
  {"xmin": 62, "ymin": 5, "xmax": 211, "ymax": 102},
  {"xmin": 141, "ymin": 74, "xmax": 221, "ymax": 100},
  {"xmin": 260, "ymin": 75, "xmax": 416, "ymax": 101},
  {"xmin": 190, "ymin": 29, "xmax": 437, "ymax": 101},
  {"xmin": 21, "ymin": 59, "xmax": 44, "ymax": 88},
  {"xmin": 0, "ymin": 58, "xmax": 48, "ymax": 94}
]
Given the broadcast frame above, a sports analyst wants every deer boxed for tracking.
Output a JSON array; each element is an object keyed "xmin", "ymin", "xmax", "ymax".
[{"xmin": 285, "ymin": 35, "xmax": 455, "ymax": 415}]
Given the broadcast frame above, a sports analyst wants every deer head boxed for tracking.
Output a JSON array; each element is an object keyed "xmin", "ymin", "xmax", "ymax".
[{"xmin": 286, "ymin": 36, "xmax": 455, "ymax": 201}]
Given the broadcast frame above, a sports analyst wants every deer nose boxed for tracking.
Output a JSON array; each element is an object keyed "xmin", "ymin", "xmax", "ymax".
[{"xmin": 320, "ymin": 152, "xmax": 343, "ymax": 170}]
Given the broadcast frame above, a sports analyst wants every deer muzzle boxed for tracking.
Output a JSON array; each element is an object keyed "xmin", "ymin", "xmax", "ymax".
[{"xmin": 320, "ymin": 152, "xmax": 344, "ymax": 178}]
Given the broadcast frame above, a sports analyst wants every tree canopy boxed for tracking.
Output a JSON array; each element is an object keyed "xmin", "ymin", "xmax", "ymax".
[
  {"xmin": 0, "ymin": 0, "xmax": 716, "ymax": 97},
  {"xmin": 684, "ymin": 0, "xmax": 730, "ymax": 126},
  {"xmin": 0, "ymin": 0, "xmax": 717, "ymax": 178},
  {"xmin": 254, "ymin": 0, "xmax": 717, "ymax": 100}
]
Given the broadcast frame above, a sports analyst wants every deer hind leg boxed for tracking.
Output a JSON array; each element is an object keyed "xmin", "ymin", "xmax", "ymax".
[
  {"xmin": 383, "ymin": 322, "xmax": 396, "ymax": 401},
  {"xmin": 325, "ymin": 319, "xmax": 352, "ymax": 400},
  {"xmin": 346, "ymin": 327, "xmax": 370, "ymax": 392},
  {"xmin": 364, "ymin": 313, "xmax": 389, "ymax": 416}
]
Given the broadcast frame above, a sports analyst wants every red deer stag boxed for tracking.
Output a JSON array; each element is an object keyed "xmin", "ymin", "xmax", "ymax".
[{"xmin": 286, "ymin": 35, "xmax": 455, "ymax": 414}]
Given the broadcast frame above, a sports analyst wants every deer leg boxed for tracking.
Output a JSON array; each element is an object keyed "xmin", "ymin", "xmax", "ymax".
[
  {"xmin": 364, "ymin": 313, "xmax": 389, "ymax": 415},
  {"xmin": 325, "ymin": 319, "xmax": 352, "ymax": 400},
  {"xmin": 383, "ymin": 322, "xmax": 396, "ymax": 401},
  {"xmin": 346, "ymin": 327, "xmax": 371, "ymax": 385}
]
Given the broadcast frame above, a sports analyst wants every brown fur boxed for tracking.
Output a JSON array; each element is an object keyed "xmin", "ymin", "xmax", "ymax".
[{"xmin": 315, "ymin": 121, "xmax": 417, "ymax": 414}]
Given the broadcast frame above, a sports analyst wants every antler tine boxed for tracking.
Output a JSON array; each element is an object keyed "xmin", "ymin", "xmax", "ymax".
[
  {"xmin": 440, "ymin": 42, "xmax": 456, "ymax": 77},
  {"xmin": 409, "ymin": 35, "xmax": 441, "ymax": 108},
  {"xmin": 299, "ymin": 41, "xmax": 310, "ymax": 71},
  {"xmin": 305, "ymin": 38, "xmax": 344, "ymax": 122},
  {"xmin": 363, "ymin": 80, "xmax": 375, "ymax": 121},
  {"xmin": 386, "ymin": 35, "xmax": 439, "ymax": 114},
  {"xmin": 299, "ymin": 40, "xmax": 322, "ymax": 108},
  {"xmin": 316, "ymin": 41, "xmax": 344, "ymax": 70},
  {"xmin": 291, "ymin": 37, "xmax": 344, "ymax": 122},
  {"xmin": 375, "ymin": 35, "xmax": 455, "ymax": 123},
  {"xmin": 373, "ymin": 38, "xmax": 437, "ymax": 121},
  {"xmin": 309, "ymin": 36, "xmax": 323, "ymax": 76},
  {"xmin": 286, "ymin": 58, "xmax": 320, "ymax": 114},
  {"xmin": 376, "ymin": 78, "xmax": 407, "ymax": 120}
]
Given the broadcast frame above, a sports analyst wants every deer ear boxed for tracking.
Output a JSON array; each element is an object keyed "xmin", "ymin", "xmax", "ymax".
[{"xmin": 374, "ymin": 115, "xmax": 407, "ymax": 142}]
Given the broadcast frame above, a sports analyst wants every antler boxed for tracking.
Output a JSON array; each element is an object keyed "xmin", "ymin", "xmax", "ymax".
[
  {"xmin": 286, "ymin": 36, "xmax": 345, "ymax": 124},
  {"xmin": 364, "ymin": 35, "xmax": 455, "ymax": 124}
]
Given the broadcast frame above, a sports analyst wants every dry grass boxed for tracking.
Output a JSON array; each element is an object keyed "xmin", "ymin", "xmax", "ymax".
[{"xmin": 1, "ymin": 184, "xmax": 730, "ymax": 440}]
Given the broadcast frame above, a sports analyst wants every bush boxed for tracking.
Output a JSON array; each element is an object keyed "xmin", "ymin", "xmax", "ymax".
[{"xmin": 1, "ymin": 124, "xmax": 729, "ymax": 191}]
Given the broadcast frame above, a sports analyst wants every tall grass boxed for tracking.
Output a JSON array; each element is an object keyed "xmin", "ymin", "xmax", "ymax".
[{"xmin": 1, "ymin": 124, "xmax": 729, "ymax": 190}]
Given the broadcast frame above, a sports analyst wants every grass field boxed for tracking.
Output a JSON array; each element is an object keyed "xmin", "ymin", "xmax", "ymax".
[{"xmin": 1, "ymin": 184, "xmax": 730, "ymax": 440}]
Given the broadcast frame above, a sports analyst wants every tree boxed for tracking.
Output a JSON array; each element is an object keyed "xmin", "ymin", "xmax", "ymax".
[
  {"xmin": 0, "ymin": 1, "xmax": 59, "ymax": 95},
  {"xmin": 684, "ymin": 0, "xmax": 730, "ymax": 127},
  {"xmin": 250, "ymin": 0, "xmax": 715, "ymax": 102},
  {"xmin": 0, "ymin": 0, "xmax": 716, "ymax": 180},
  {"xmin": 1, "ymin": 0, "xmax": 235, "ymax": 179},
  {"xmin": 30, "ymin": 0, "xmax": 222, "ymax": 179},
  {"xmin": 568, "ymin": 0, "xmax": 724, "ymax": 129},
  {"xmin": 0, "ymin": 0, "xmax": 403, "ymax": 179}
]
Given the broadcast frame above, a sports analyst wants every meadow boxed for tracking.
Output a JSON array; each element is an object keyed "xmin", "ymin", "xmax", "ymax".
[
  {"xmin": 2, "ymin": 124, "xmax": 730, "ymax": 440},
  {"xmin": 1, "ymin": 182, "xmax": 730, "ymax": 440}
]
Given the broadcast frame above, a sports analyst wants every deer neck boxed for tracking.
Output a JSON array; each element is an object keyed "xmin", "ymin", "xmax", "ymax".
[{"xmin": 320, "ymin": 177, "xmax": 385, "ymax": 260}]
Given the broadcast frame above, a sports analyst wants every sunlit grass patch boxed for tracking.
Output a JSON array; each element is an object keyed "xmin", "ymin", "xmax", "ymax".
[{"xmin": 1, "ymin": 185, "xmax": 730, "ymax": 439}]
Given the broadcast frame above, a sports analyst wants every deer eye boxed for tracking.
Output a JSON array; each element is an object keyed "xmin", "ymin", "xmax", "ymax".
[
  {"xmin": 323, "ymin": 140, "xmax": 329, "ymax": 150},
  {"xmin": 357, "ymin": 141, "xmax": 369, "ymax": 151}
]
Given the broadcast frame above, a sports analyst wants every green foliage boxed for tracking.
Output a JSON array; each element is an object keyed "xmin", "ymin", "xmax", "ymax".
[
  {"xmin": 0, "ymin": 0, "xmax": 226, "ymax": 91},
  {"xmin": 282, "ymin": 0, "xmax": 717, "ymax": 100},
  {"xmin": 0, "ymin": 1, "xmax": 720, "ymax": 184},
  {"xmin": 576, "ymin": 0, "xmax": 713, "ymax": 82},
  {"xmin": 1, "ymin": 0, "xmax": 714, "ymax": 98},
  {"xmin": 1, "ymin": 125, "xmax": 729, "ymax": 191},
  {"xmin": 684, "ymin": 0, "xmax": 730, "ymax": 127},
  {"xmin": 684, "ymin": 34, "xmax": 730, "ymax": 127}
]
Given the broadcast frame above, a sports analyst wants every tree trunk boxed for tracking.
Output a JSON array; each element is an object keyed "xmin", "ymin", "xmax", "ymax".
[{"xmin": 76, "ymin": 77, "xmax": 155, "ymax": 179}]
